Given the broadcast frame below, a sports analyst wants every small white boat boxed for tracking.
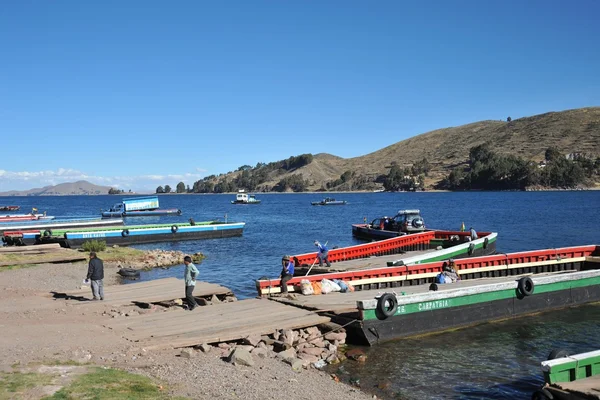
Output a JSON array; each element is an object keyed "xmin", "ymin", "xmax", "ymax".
[{"xmin": 231, "ymin": 193, "xmax": 261, "ymax": 204}]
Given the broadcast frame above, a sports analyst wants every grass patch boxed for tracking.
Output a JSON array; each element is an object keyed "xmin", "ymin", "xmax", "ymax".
[
  {"xmin": 0, "ymin": 371, "xmax": 55, "ymax": 398},
  {"xmin": 44, "ymin": 367, "xmax": 182, "ymax": 400},
  {"xmin": 91, "ymin": 247, "xmax": 146, "ymax": 263}
]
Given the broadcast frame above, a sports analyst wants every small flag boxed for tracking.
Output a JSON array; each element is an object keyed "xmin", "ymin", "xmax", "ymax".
[
  {"xmin": 32, "ymin": 207, "xmax": 38, "ymax": 212},
  {"xmin": 460, "ymin": 222, "xmax": 465, "ymax": 232}
]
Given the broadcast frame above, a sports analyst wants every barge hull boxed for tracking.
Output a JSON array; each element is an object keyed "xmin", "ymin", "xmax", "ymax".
[
  {"xmin": 352, "ymin": 283, "xmax": 600, "ymax": 346},
  {"xmin": 53, "ymin": 227, "xmax": 244, "ymax": 248}
]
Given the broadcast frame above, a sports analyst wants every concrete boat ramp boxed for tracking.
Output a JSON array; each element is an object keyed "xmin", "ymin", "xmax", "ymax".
[{"xmin": 57, "ymin": 278, "xmax": 330, "ymax": 350}]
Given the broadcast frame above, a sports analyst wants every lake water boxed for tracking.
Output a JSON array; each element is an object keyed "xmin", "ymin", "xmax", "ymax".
[{"xmin": 1, "ymin": 191, "xmax": 599, "ymax": 399}]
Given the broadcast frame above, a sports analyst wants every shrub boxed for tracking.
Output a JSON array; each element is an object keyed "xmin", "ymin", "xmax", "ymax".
[{"xmin": 82, "ymin": 240, "xmax": 106, "ymax": 253}]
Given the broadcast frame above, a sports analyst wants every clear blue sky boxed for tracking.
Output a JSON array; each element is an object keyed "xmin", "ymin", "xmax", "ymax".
[{"xmin": 1, "ymin": 0, "xmax": 598, "ymax": 192}]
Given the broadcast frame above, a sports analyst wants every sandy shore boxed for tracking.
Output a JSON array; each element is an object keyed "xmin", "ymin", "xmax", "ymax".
[{"xmin": 0, "ymin": 260, "xmax": 373, "ymax": 400}]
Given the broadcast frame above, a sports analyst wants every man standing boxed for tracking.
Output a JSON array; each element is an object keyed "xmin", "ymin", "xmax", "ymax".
[
  {"xmin": 86, "ymin": 252, "xmax": 104, "ymax": 301},
  {"xmin": 470, "ymin": 227, "xmax": 478, "ymax": 241},
  {"xmin": 183, "ymin": 255, "xmax": 199, "ymax": 311},
  {"xmin": 314, "ymin": 240, "xmax": 331, "ymax": 268}
]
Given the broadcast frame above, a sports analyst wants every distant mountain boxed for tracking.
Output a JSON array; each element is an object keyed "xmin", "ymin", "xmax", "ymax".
[{"xmin": 0, "ymin": 180, "xmax": 112, "ymax": 196}]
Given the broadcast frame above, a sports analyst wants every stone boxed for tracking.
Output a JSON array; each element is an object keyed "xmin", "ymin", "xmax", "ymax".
[
  {"xmin": 217, "ymin": 343, "xmax": 231, "ymax": 350},
  {"xmin": 273, "ymin": 341, "xmax": 291, "ymax": 352},
  {"xmin": 250, "ymin": 347, "xmax": 267, "ymax": 359},
  {"xmin": 324, "ymin": 332, "xmax": 346, "ymax": 342},
  {"xmin": 290, "ymin": 358, "xmax": 304, "ymax": 372},
  {"xmin": 210, "ymin": 295, "xmax": 221, "ymax": 303},
  {"xmin": 198, "ymin": 344, "xmax": 212, "ymax": 353},
  {"xmin": 312, "ymin": 359, "xmax": 327, "ymax": 369},
  {"xmin": 277, "ymin": 349, "xmax": 296, "ymax": 363},
  {"xmin": 179, "ymin": 349, "xmax": 195, "ymax": 359},
  {"xmin": 327, "ymin": 344, "xmax": 338, "ymax": 353},
  {"xmin": 196, "ymin": 298, "xmax": 210, "ymax": 306},
  {"xmin": 260, "ymin": 335, "xmax": 275, "ymax": 345},
  {"xmin": 300, "ymin": 347, "xmax": 323, "ymax": 357},
  {"xmin": 325, "ymin": 354, "xmax": 339, "ymax": 364},
  {"xmin": 305, "ymin": 326, "xmax": 320, "ymax": 336},
  {"xmin": 243, "ymin": 334, "xmax": 262, "ymax": 347},
  {"xmin": 272, "ymin": 331, "xmax": 281, "ymax": 341},
  {"xmin": 310, "ymin": 338, "xmax": 326, "ymax": 348},
  {"xmin": 281, "ymin": 329, "xmax": 294, "ymax": 346},
  {"xmin": 225, "ymin": 296, "xmax": 237, "ymax": 302},
  {"xmin": 345, "ymin": 348, "xmax": 365, "ymax": 360},
  {"xmin": 173, "ymin": 299, "xmax": 183, "ymax": 306},
  {"xmin": 229, "ymin": 348, "xmax": 254, "ymax": 367},
  {"xmin": 298, "ymin": 353, "xmax": 319, "ymax": 363},
  {"xmin": 235, "ymin": 345, "xmax": 254, "ymax": 353}
]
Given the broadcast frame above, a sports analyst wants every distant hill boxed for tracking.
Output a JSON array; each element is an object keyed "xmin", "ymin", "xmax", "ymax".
[
  {"xmin": 193, "ymin": 107, "xmax": 600, "ymax": 191},
  {"xmin": 0, "ymin": 180, "xmax": 112, "ymax": 196}
]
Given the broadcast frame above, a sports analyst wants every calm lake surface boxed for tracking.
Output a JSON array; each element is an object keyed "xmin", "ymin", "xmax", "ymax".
[{"xmin": 2, "ymin": 191, "xmax": 599, "ymax": 399}]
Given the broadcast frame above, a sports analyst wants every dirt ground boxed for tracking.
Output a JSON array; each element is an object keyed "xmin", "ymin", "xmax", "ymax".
[{"xmin": 0, "ymin": 261, "xmax": 373, "ymax": 400}]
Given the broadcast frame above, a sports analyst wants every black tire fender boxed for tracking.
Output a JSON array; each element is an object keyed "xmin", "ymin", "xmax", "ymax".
[
  {"xmin": 547, "ymin": 349, "xmax": 570, "ymax": 360},
  {"xmin": 483, "ymin": 237, "xmax": 489, "ymax": 249},
  {"xmin": 377, "ymin": 293, "xmax": 398, "ymax": 319},
  {"xmin": 171, "ymin": 225, "xmax": 178, "ymax": 233},
  {"xmin": 468, "ymin": 243, "xmax": 475, "ymax": 256},
  {"xmin": 177, "ymin": 209, "xmax": 182, "ymax": 216},
  {"xmin": 429, "ymin": 283, "xmax": 439, "ymax": 291},
  {"xmin": 531, "ymin": 388, "xmax": 554, "ymax": 400},
  {"xmin": 121, "ymin": 229, "xmax": 130, "ymax": 237},
  {"xmin": 518, "ymin": 277, "xmax": 534, "ymax": 296},
  {"xmin": 117, "ymin": 268, "xmax": 140, "ymax": 278},
  {"xmin": 43, "ymin": 229, "xmax": 52, "ymax": 237}
]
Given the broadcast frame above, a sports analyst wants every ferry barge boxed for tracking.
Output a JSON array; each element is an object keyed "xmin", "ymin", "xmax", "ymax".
[
  {"xmin": 258, "ymin": 245, "xmax": 600, "ymax": 345},
  {"xmin": 16, "ymin": 220, "xmax": 246, "ymax": 248}
]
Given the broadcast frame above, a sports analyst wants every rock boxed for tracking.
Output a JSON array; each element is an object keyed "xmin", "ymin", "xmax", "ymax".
[
  {"xmin": 210, "ymin": 295, "xmax": 221, "ymax": 303},
  {"xmin": 229, "ymin": 348, "xmax": 254, "ymax": 367},
  {"xmin": 173, "ymin": 299, "xmax": 183, "ymax": 306},
  {"xmin": 260, "ymin": 336, "xmax": 275, "ymax": 346},
  {"xmin": 345, "ymin": 348, "xmax": 365, "ymax": 360},
  {"xmin": 179, "ymin": 349, "xmax": 195, "ymax": 359},
  {"xmin": 250, "ymin": 347, "xmax": 267, "ymax": 359},
  {"xmin": 198, "ymin": 344, "xmax": 212, "ymax": 353},
  {"xmin": 300, "ymin": 347, "xmax": 323, "ymax": 357},
  {"xmin": 281, "ymin": 329, "xmax": 294, "ymax": 346},
  {"xmin": 312, "ymin": 359, "xmax": 327, "ymax": 369},
  {"xmin": 225, "ymin": 296, "xmax": 237, "ymax": 302},
  {"xmin": 298, "ymin": 353, "xmax": 319, "ymax": 363},
  {"xmin": 272, "ymin": 331, "xmax": 281, "ymax": 341},
  {"xmin": 324, "ymin": 332, "xmax": 346, "ymax": 342},
  {"xmin": 310, "ymin": 338, "xmax": 326, "ymax": 348},
  {"xmin": 273, "ymin": 341, "xmax": 291, "ymax": 352},
  {"xmin": 327, "ymin": 343, "xmax": 338, "ymax": 353},
  {"xmin": 276, "ymin": 349, "xmax": 296, "ymax": 363},
  {"xmin": 243, "ymin": 334, "xmax": 262, "ymax": 347},
  {"xmin": 305, "ymin": 326, "xmax": 320, "ymax": 336},
  {"xmin": 325, "ymin": 354, "xmax": 339, "ymax": 364},
  {"xmin": 290, "ymin": 358, "xmax": 304, "ymax": 372},
  {"xmin": 196, "ymin": 298, "xmax": 210, "ymax": 306},
  {"xmin": 235, "ymin": 345, "xmax": 254, "ymax": 353},
  {"xmin": 125, "ymin": 311, "xmax": 139, "ymax": 317},
  {"xmin": 217, "ymin": 343, "xmax": 231, "ymax": 350}
]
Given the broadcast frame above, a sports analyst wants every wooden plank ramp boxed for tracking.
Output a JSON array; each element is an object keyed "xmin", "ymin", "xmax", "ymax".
[
  {"xmin": 56, "ymin": 278, "xmax": 233, "ymax": 306},
  {"xmin": 106, "ymin": 298, "xmax": 330, "ymax": 349}
]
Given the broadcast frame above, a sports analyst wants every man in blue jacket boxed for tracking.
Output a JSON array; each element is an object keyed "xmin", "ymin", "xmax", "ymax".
[
  {"xmin": 280, "ymin": 255, "xmax": 295, "ymax": 294},
  {"xmin": 315, "ymin": 240, "xmax": 331, "ymax": 268}
]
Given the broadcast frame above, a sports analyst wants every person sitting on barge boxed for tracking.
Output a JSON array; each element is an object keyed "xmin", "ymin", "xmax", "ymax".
[{"xmin": 280, "ymin": 255, "xmax": 295, "ymax": 294}]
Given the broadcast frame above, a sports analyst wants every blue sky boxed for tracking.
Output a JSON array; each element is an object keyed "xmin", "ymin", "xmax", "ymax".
[{"xmin": 1, "ymin": 0, "xmax": 598, "ymax": 192}]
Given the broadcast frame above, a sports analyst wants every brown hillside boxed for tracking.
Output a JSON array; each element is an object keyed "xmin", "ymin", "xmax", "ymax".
[{"xmin": 222, "ymin": 107, "xmax": 600, "ymax": 190}]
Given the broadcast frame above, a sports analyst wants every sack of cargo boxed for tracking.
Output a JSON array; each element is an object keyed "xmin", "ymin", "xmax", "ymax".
[
  {"xmin": 300, "ymin": 279, "xmax": 314, "ymax": 295},
  {"xmin": 321, "ymin": 278, "xmax": 338, "ymax": 294},
  {"xmin": 346, "ymin": 281, "xmax": 355, "ymax": 292},
  {"xmin": 311, "ymin": 281, "xmax": 322, "ymax": 295}
]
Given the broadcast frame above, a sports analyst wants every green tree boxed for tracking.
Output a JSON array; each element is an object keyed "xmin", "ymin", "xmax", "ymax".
[
  {"xmin": 156, "ymin": 186, "xmax": 164, "ymax": 193},
  {"xmin": 164, "ymin": 185, "xmax": 172, "ymax": 193},
  {"xmin": 176, "ymin": 182, "xmax": 186, "ymax": 193}
]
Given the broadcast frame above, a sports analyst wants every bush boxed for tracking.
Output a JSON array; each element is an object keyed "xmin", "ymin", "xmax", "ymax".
[{"xmin": 82, "ymin": 240, "xmax": 107, "ymax": 253}]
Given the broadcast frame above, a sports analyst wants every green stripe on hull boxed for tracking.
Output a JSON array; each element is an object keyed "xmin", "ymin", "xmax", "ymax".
[
  {"xmin": 362, "ymin": 275, "xmax": 600, "ymax": 320},
  {"xmin": 412, "ymin": 236, "xmax": 497, "ymax": 264}
]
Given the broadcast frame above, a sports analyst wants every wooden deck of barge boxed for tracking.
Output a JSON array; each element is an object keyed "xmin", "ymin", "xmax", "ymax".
[{"xmin": 294, "ymin": 249, "xmax": 434, "ymax": 275}]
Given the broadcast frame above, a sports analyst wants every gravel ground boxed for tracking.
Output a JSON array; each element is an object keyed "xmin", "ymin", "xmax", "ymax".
[{"xmin": 0, "ymin": 260, "xmax": 374, "ymax": 400}]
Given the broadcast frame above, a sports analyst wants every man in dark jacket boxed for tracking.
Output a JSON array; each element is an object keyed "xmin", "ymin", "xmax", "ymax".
[{"xmin": 86, "ymin": 252, "xmax": 104, "ymax": 301}]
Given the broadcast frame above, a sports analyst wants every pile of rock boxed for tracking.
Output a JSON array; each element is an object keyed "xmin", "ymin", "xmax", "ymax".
[
  {"xmin": 112, "ymin": 249, "xmax": 205, "ymax": 269},
  {"xmin": 181, "ymin": 326, "xmax": 348, "ymax": 372}
]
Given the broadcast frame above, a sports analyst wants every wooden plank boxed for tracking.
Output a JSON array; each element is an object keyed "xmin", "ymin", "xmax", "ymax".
[
  {"xmin": 61, "ymin": 279, "xmax": 232, "ymax": 306},
  {"xmin": 108, "ymin": 299, "xmax": 330, "ymax": 349}
]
